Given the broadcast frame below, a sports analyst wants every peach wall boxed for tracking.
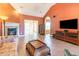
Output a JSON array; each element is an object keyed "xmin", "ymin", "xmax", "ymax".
[
  {"xmin": 19, "ymin": 14, "xmax": 44, "ymax": 35},
  {"xmin": 0, "ymin": 3, "xmax": 20, "ymax": 23},
  {"xmin": 44, "ymin": 3, "xmax": 79, "ymax": 34}
]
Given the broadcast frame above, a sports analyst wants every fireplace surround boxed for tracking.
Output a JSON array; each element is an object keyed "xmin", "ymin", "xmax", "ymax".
[{"xmin": 4, "ymin": 22, "xmax": 19, "ymax": 36}]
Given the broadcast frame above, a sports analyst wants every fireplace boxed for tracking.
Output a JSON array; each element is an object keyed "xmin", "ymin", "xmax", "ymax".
[
  {"xmin": 5, "ymin": 22, "xmax": 19, "ymax": 36},
  {"xmin": 7, "ymin": 28, "xmax": 17, "ymax": 35}
]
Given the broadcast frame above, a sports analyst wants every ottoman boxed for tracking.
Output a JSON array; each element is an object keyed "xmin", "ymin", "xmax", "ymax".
[{"xmin": 26, "ymin": 40, "xmax": 51, "ymax": 56}]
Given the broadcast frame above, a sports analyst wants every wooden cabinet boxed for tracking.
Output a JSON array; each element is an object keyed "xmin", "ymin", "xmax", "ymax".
[
  {"xmin": 54, "ymin": 31, "xmax": 79, "ymax": 45},
  {"xmin": 39, "ymin": 24, "xmax": 45, "ymax": 35}
]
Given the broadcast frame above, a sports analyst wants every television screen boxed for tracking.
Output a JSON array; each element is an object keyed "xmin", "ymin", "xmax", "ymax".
[{"xmin": 60, "ymin": 19, "xmax": 78, "ymax": 29}]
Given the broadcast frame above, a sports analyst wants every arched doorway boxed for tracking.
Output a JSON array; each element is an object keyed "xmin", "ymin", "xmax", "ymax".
[
  {"xmin": 45, "ymin": 16, "xmax": 51, "ymax": 35},
  {"xmin": 44, "ymin": 16, "xmax": 52, "ymax": 48}
]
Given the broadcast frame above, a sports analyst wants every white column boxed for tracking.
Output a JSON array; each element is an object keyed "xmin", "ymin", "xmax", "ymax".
[{"xmin": 2, "ymin": 20, "xmax": 5, "ymax": 37}]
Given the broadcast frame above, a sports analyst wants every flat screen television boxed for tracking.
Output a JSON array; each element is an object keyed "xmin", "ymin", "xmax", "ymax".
[{"xmin": 60, "ymin": 19, "xmax": 78, "ymax": 29}]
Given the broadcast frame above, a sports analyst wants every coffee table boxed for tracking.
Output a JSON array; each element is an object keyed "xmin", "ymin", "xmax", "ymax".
[{"xmin": 26, "ymin": 40, "xmax": 51, "ymax": 56}]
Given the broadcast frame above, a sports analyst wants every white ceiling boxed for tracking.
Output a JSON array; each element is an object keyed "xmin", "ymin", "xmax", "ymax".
[{"xmin": 10, "ymin": 3, "xmax": 55, "ymax": 17}]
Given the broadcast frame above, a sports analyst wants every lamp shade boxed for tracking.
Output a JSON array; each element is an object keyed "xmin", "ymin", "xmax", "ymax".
[{"xmin": 0, "ymin": 16, "xmax": 8, "ymax": 20}]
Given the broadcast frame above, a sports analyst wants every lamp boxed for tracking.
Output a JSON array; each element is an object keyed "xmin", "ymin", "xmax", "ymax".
[
  {"xmin": 0, "ymin": 16, "xmax": 8, "ymax": 47},
  {"xmin": 0, "ymin": 16, "xmax": 8, "ymax": 20},
  {"xmin": 0, "ymin": 16, "xmax": 8, "ymax": 37}
]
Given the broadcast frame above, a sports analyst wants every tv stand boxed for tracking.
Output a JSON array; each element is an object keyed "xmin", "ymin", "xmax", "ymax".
[{"xmin": 54, "ymin": 31, "xmax": 79, "ymax": 45}]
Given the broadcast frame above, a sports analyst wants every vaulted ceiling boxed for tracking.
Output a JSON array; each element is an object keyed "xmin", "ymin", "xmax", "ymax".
[{"xmin": 10, "ymin": 3, "xmax": 56, "ymax": 17}]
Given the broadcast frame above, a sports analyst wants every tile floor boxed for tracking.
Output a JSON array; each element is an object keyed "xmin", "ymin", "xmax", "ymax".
[
  {"xmin": 0, "ymin": 34, "xmax": 79, "ymax": 56},
  {"xmin": 17, "ymin": 34, "xmax": 79, "ymax": 56}
]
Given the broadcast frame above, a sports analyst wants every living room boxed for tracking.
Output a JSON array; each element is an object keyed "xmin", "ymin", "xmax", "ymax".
[{"xmin": 0, "ymin": 3, "xmax": 79, "ymax": 56}]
